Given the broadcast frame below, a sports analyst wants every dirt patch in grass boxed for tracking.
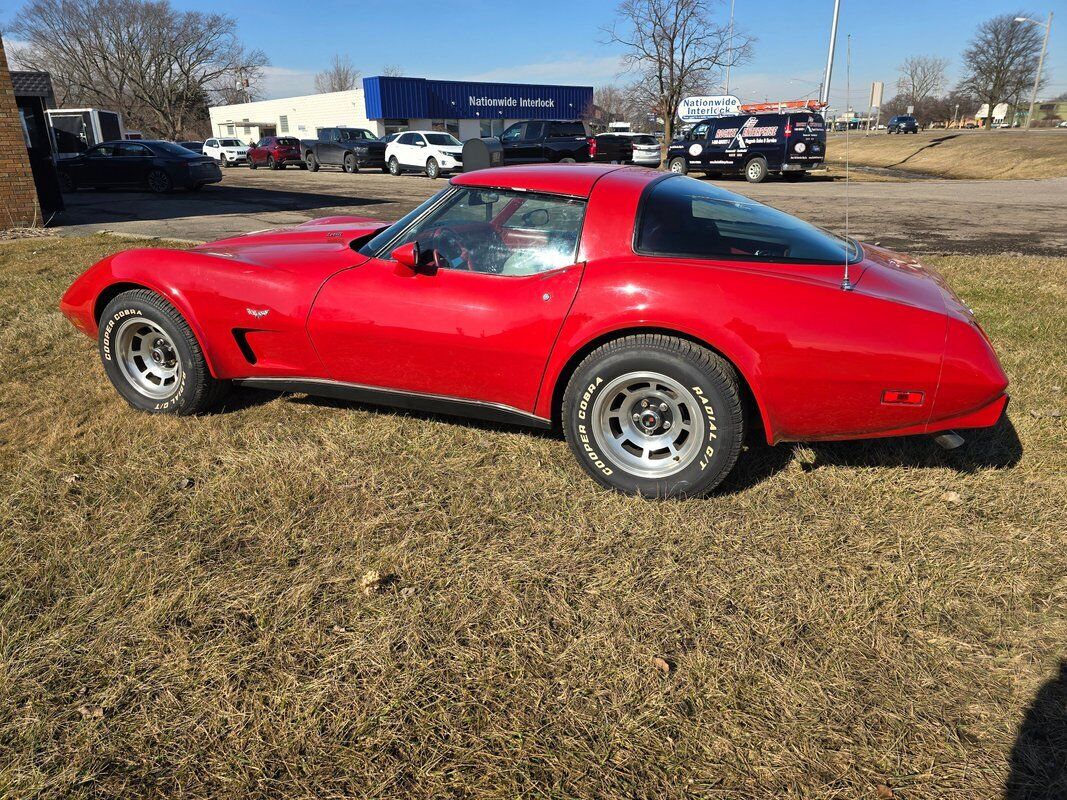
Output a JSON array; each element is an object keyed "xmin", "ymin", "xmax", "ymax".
[
  {"xmin": 1, "ymin": 236, "xmax": 1065, "ymax": 798},
  {"xmin": 825, "ymin": 129, "xmax": 1067, "ymax": 180}
]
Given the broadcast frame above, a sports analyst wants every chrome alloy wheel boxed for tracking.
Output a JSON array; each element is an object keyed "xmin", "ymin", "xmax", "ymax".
[
  {"xmin": 114, "ymin": 317, "xmax": 182, "ymax": 399},
  {"xmin": 591, "ymin": 371, "xmax": 706, "ymax": 479}
]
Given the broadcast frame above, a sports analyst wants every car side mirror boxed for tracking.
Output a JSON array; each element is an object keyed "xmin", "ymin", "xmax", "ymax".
[{"xmin": 390, "ymin": 241, "xmax": 436, "ymax": 275}]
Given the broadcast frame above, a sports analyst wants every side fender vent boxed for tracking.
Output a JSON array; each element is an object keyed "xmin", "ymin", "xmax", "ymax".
[{"xmin": 232, "ymin": 329, "xmax": 258, "ymax": 365}]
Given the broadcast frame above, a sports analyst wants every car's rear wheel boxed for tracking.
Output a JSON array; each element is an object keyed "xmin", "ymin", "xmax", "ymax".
[
  {"xmin": 306, "ymin": 152, "xmax": 319, "ymax": 172},
  {"xmin": 668, "ymin": 157, "xmax": 688, "ymax": 174},
  {"xmin": 146, "ymin": 169, "xmax": 172, "ymax": 193},
  {"xmin": 744, "ymin": 157, "xmax": 768, "ymax": 183},
  {"xmin": 559, "ymin": 156, "xmax": 577, "ymax": 164},
  {"xmin": 562, "ymin": 334, "xmax": 744, "ymax": 498},
  {"xmin": 98, "ymin": 290, "xmax": 228, "ymax": 415},
  {"xmin": 426, "ymin": 157, "xmax": 440, "ymax": 179},
  {"xmin": 343, "ymin": 153, "xmax": 358, "ymax": 173},
  {"xmin": 388, "ymin": 156, "xmax": 401, "ymax": 176}
]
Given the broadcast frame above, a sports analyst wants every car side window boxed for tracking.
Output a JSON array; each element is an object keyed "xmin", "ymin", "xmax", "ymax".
[
  {"xmin": 690, "ymin": 122, "xmax": 710, "ymax": 140},
  {"xmin": 523, "ymin": 122, "xmax": 545, "ymax": 141},
  {"xmin": 390, "ymin": 188, "xmax": 585, "ymax": 276},
  {"xmin": 206, "ymin": 139, "xmax": 216, "ymax": 148},
  {"xmin": 500, "ymin": 123, "xmax": 524, "ymax": 143},
  {"xmin": 398, "ymin": 133, "xmax": 415, "ymax": 145},
  {"xmin": 87, "ymin": 144, "xmax": 116, "ymax": 158}
]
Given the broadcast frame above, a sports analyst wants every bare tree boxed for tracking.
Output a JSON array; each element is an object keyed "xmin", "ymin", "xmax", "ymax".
[
  {"xmin": 10, "ymin": 0, "xmax": 266, "ymax": 138},
  {"xmin": 957, "ymin": 12, "xmax": 1046, "ymax": 129},
  {"xmin": 314, "ymin": 54, "xmax": 360, "ymax": 93},
  {"xmin": 380, "ymin": 64, "xmax": 403, "ymax": 77},
  {"xmin": 604, "ymin": 0, "xmax": 753, "ymax": 145},
  {"xmin": 895, "ymin": 55, "xmax": 948, "ymax": 106}
]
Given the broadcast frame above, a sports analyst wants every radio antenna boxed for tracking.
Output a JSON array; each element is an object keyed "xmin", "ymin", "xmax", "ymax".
[{"xmin": 841, "ymin": 33, "xmax": 854, "ymax": 292}]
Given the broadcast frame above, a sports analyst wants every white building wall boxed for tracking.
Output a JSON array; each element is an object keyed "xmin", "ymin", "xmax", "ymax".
[{"xmin": 208, "ymin": 90, "xmax": 374, "ymax": 141}]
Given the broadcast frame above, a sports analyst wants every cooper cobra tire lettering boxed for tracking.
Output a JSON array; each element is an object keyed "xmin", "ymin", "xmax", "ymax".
[{"xmin": 562, "ymin": 334, "xmax": 744, "ymax": 498}]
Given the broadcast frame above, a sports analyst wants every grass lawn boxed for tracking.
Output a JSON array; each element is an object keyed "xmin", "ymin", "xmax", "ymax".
[
  {"xmin": 824, "ymin": 129, "xmax": 1067, "ymax": 180},
  {"xmin": 0, "ymin": 235, "xmax": 1064, "ymax": 799}
]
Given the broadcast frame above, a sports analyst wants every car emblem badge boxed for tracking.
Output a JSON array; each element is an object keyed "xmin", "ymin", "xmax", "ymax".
[{"xmin": 246, "ymin": 308, "xmax": 269, "ymax": 319}]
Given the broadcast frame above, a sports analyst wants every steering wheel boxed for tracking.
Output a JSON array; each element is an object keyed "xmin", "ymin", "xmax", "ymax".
[{"xmin": 432, "ymin": 228, "xmax": 474, "ymax": 272}]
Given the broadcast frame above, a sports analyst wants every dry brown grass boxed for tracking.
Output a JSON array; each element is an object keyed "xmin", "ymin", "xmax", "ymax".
[
  {"xmin": 824, "ymin": 129, "xmax": 1067, "ymax": 180},
  {"xmin": 0, "ymin": 235, "xmax": 1065, "ymax": 799}
]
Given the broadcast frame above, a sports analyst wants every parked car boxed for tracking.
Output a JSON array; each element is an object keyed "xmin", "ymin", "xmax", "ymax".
[
  {"xmin": 203, "ymin": 136, "xmax": 249, "ymax": 167},
  {"xmin": 178, "ymin": 141, "xmax": 204, "ymax": 154},
  {"xmin": 56, "ymin": 140, "xmax": 222, "ymax": 193},
  {"xmin": 495, "ymin": 120, "xmax": 633, "ymax": 165},
  {"xmin": 887, "ymin": 115, "xmax": 919, "ymax": 134},
  {"xmin": 1056, "ymin": 120, "xmax": 1067, "ymax": 128},
  {"xmin": 60, "ymin": 164, "xmax": 1009, "ymax": 498},
  {"xmin": 666, "ymin": 111, "xmax": 826, "ymax": 182},
  {"xmin": 386, "ymin": 131, "xmax": 464, "ymax": 178},
  {"xmin": 302, "ymin": 127, "xmax": 387, "ymax": 173},
  {"xmin": 616, "ymin": 132, "xmax": 662, "ymax": 167},
  {"xmin": 248, "ymin": 136, "xmax": 305, "ymax": 170}
]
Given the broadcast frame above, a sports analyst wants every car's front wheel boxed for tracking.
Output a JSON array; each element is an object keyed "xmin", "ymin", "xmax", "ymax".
[
  {"xmin": 426, "ymin": 157, "xmax": 440, "ymax": 179},
  {"xmin": 58, "ymin": 171, "xmax": 75, "ymax": 192},
  {"xmin": 562, "ymin": 334, "xmax": 744, "ymax": 498},
  {"xmin": 98, "ymin": 290, "xmax": 228, "ymax": 415}
]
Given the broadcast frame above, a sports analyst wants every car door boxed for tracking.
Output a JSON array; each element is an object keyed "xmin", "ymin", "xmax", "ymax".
[
  {"xmin": 320, "ymin": 129, "xmax": 341, "ymax": 165},
  {"xmin": 408, "ymin": 133, "xmax": 430, "ymax": 168},
  {"xmin": 114, "ymin": 142, "xmax": 154, "ymax": 185},
  {"xmin": 82, "ymin": 143, "xmax": 119, "ymax": 186},
  {"xmin": 499, "ymin": 122, "xmax": 527, "ymax": 163},
  {"xmin": 392, "ymin": 132, "xmax": 415, "ymax": 167},
  {"xmin": 204, "ymin": 139, "xmax": 218, "ymax": 160},
  {"xmin": 306, "ymin": 185, "xmax": 587, "ymax": 412}
]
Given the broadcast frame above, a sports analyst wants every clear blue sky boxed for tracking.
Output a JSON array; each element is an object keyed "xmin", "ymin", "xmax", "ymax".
[{"xmin": 9, "ymin": 0, "xmax": 1066, "ymax": 109}]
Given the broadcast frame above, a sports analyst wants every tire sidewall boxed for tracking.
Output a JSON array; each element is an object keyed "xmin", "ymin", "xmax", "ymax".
[
  {"xmin": 669, "ymin": 157, "xmax": 688, "ymax": 175},
  {"xmin": 98, "ymin": 296, "xmax": 201, "ymax": 414},
  {"xmin": 745, "ymin": 158, "xmax": 767, "ymax": 183},
  {"xmin": 389, "ymin": 157, "xmax": 401, "ymax": 176},
  {"xmin": 564, "ymin": 347, "xmax": 741, "ymax": 497},
  {"xmin": 147, "ymin": 169, "xmax": 171, "ymax": 193}
]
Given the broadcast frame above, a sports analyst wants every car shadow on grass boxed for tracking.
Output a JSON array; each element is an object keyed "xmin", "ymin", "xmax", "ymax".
[
  {"xmin": 1005, "ymin": 661, "xmax": 1067, "ymax": 799},
  {"xmin": 223, "ymin": 388, "xmax": 1022, "ymax": 492}
]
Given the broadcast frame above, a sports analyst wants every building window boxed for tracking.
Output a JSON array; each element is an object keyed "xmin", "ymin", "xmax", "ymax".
[
  {"xmin": 383, "ymin": 119, "xmax": 408, "ymax": 136},
  {"xmin": 432, "ymin": 119, "xmax": 460, "ymax": 136},
  {"xmin": 479, "ymin": 118, "xmax": 505, "ymax": 138},
  {"xmin": 279, "ymin": 115, "xmax": 289, "ymax": 133},
  {"xmin": 226, "ymin": 124, "xmax": 235, "ymax": 135}
]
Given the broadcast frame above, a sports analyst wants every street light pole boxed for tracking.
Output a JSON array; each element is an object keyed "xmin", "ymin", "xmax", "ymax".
[
  {"xmin": 819, "ymin": 0, "xmax": 842, "ymax": 106},
  {"xmin": 1015, "ymin": 12, "xmax": 1053, "ymax": 130}
]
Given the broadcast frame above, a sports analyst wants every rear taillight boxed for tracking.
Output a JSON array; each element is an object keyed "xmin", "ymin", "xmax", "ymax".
[{"xmin": 588, "ymin": 137, "xmax": 597, "ymax": 158}]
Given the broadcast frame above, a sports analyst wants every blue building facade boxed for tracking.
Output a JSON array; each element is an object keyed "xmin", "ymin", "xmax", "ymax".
[{"xmin": 363, "ymin": 76, "xmax": 593, "ymax": 140}]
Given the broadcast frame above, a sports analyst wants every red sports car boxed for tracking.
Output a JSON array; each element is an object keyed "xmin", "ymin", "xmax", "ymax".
[{"xmin": 60, "ymin": 165, "xmax": 1009, "ymax": 497}]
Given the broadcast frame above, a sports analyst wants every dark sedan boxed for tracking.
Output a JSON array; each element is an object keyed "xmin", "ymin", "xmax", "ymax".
[{"xmin": 57, "ymin": 140, "xmax": 223, "ymax": 193}]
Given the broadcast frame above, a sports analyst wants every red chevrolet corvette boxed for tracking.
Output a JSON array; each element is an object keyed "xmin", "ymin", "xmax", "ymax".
[{"xmin": 61, "ymin": 165, "xmax": 1008, "ymax": 497}]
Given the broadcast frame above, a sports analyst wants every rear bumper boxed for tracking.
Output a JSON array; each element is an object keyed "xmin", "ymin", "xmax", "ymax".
[{"xmin": 926, "ymin": 393, "xmax": 1009, "ymax": 433}]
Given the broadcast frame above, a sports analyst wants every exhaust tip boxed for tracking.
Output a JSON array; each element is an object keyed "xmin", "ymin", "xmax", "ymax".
[{"xmin": 933, "ymin": 431, "xmax": 965, "ymax": 450}]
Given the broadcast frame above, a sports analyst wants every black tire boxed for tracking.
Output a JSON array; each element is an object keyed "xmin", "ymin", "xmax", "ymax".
[
  {"xmin": 388, "ymin": 156, "xmax": 401, "ymax": 176},
  {"xmin": 562, "ymin": 334, "xmax": 744, "ymax": 498},
  {"xmin": 306, "ymin": 152, "xmax": 319, "ymax": 172},
  {"xmin": 425, "ymin": 157, "xmax": 440, "ymax": 179},
  {"xmin": 668, "ymin": 157, "xmax": 688, "ymax": 175},
  {"xmin": 249, "ymin": 159, "xmax": 258, "ymax": 169},
  {"xmin": 744, "ymin": 157, "xmax": 768, "ymax": 183},
  {"xmin": 558, "ymin": 156, "xmax": 577, "ymax": 164},
  {"xmin": 267, "ymin": 155, "xmax": 278, "ymax": 170},
  {"xmin": 343, "ymin": 153, "xmax": 358, "ymax": 174},
  {"xmin": 58, "ymin": 171, "xmax": 75, "ymax": 192},
  {"xmin": 98, "ymin": 290, "xmax": 229, "ymax": 415},
  {"xmin": 146, "ymin": 169, "xmax": 172, "ymax": 193}
]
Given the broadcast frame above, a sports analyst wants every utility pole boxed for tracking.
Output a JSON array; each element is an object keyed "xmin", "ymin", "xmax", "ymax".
[
  {"xmin": 819, "ymin": 0, "xmax": 842, "ymax": 106},
  {"xmin": 724, "ymin": 0, "xmax": 737, "ymax": 96},
  {"xmin": 1015, "ymin": 12, "xmax": 1053, "ymax": 130}
]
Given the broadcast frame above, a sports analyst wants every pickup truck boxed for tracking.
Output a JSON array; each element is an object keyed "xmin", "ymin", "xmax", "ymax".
[
  {"xmin": 301, "ymin": 127, "xmax": 387, "ymax": 173},
  {"xmin": 496, "ymin": 120, "xmax": 633, "ymax": 165}
]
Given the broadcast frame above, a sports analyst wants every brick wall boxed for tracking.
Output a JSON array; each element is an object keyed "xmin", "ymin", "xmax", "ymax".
[{"xmin": 0, "ymin": 36, "xmax": 41, "ymax": 228}]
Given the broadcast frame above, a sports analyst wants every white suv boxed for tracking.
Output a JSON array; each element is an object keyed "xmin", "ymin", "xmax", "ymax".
[
  {"xmin": 385, "ymin": 131, "xmax": 463, "ymax": 179},
  {"xmin": 203, "ymin": 137, "xmax": 249, "ymax": 167}
]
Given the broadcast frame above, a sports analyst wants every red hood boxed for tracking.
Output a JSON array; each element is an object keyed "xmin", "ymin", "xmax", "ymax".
[{"xmin": 191, "ymin": 216, "xmax": 389, "ymax": 275}]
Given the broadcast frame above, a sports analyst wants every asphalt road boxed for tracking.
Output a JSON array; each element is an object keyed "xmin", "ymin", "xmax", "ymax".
[{"xmin": 54, "ymin": 164, "xmax": 1067, "ymax": 256}]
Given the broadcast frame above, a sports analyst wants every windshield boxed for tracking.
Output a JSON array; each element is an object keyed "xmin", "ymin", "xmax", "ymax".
[
  {"xmin": 637, "ymin": 176, "xmax": 861, "ymax": 264},
  {"xmin": 425, "ymin": 133, "xmax": 462, "ymax": 146},
  {"xmin": 219, "ymin": 138, "xmax": 243, "ymax": 147},
  {"xmin": 632, "ymin": 135, "xmax": 658, "ymax": 145},
  {"xmin": 339, "ymin": 129, "xmax": 377, "ymax": 141},
  {"xmin": 357, "ymin": 189, "xmax": 451, "ymax": 256}
]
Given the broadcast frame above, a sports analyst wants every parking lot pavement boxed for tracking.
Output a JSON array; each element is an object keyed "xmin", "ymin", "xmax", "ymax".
[{"xmin": 55, "ymin": 164, "xmax": 1067, "ymax": 256}]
